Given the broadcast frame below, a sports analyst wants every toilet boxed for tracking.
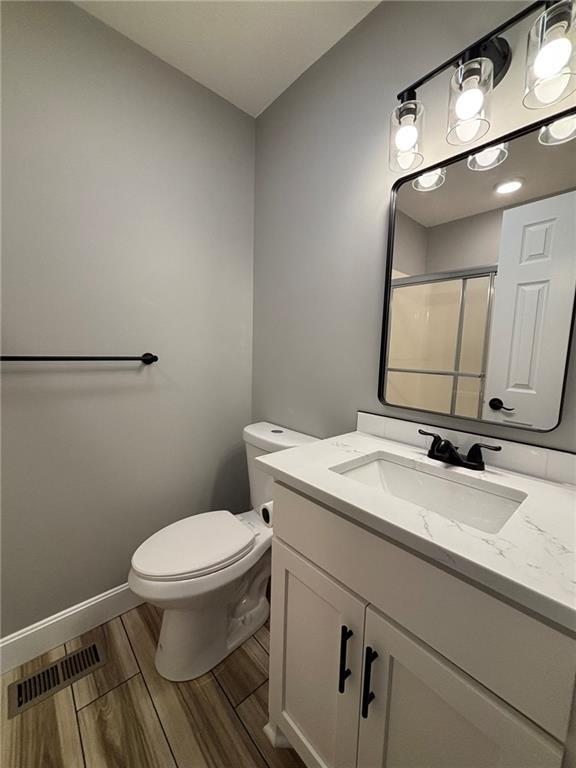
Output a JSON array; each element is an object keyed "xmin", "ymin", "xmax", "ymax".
[{"xmin": 128, "ymin": 422, "xmax": 316, "ymax": 681}]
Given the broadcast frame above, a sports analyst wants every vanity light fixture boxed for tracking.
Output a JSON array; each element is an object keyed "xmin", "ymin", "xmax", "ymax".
[
  {"xmin": 412, "ymin": 167, "xmax": 446, "ymax": 191},
  {"xmin": 446, "ymin": 34, "xmax": 513, "ymax": 146},
  {"xmin": 538, "ymin": 112, "xmax": 576, "ymax": 142},
  {"xmin": 389, "ymin": 90, "xmax": 424, "ymax": 172},
  {"xmin": 524, "ymin": 0, "xmax": 575, "ymax": 108},
  {"xmin": 495, "ymin": 178, "xmax": 524, "ymax": 194},
  {"xmin": 447, "ymin": 56, "xmax": 494, "ymax": 145},
  {"xmin": 388, "ymin": 2, "xmax": 575, "ymax": 170},
  {"xmin": 467, "ymin": 142, "xmax": 509, "ymax": 170}
]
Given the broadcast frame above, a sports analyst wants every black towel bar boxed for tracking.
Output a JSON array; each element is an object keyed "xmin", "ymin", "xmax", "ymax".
[{"xmin": 0, "ymin": 353, "xmax": 158, "ymax": 365}]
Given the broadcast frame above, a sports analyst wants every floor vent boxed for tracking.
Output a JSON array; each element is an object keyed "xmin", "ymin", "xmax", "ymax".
[{"xmin": 7, "ymin": 642, "xmax": 107, "ymax": 718}]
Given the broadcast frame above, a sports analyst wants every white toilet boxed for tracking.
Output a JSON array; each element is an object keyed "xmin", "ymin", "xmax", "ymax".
[{"xmin": 128, "ymin": 422, "xmax": 316, "ymax": 681}]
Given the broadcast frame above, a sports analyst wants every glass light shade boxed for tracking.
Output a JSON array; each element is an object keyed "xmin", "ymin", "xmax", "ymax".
[
  {"xmin": 447, "ymin": 58, "xmax": 493, "ymax": 146},
  {"xmin": 389, "ymin": 100, "xmax": 424, "ymax": 172},
  {"xmin": 467, "ymin": 142, "xmax": 509, "ymax": 171},
  {"xmin": 523, "ymin": 1, "xmax": 576, "ymax": 108},
  {"xmin": 412, "ymin": 167, "xmax": 446, "ymax": 191},
  {"xmin": 538, "ymin": 113, "xmax": 576, "ymax": 144}
]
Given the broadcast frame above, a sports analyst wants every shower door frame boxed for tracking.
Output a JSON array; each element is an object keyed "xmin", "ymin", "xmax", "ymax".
[{"xmin": 386, "ymin": 266, "xmax": 496, "ymax": 419}]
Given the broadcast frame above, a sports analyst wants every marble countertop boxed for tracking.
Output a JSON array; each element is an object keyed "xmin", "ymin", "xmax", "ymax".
[{"xmin": 257, "ymin": 431, "xmax": 576, "ymax": 632}]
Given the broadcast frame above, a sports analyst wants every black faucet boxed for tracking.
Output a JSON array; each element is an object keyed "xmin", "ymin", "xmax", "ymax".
[{"xmin": 418, "ymin": 429, "xmax": 501, "ymax": 471}]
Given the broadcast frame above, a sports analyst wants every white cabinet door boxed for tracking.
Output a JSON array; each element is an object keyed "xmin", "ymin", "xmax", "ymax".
[
  {"xmin": 357, "ymin": 607, "xmax": 563, "ymax": 768},
  {"xmin": 269, "ymin": 541, "xmax": 367, "ymax": 768},
  {"xmin": 482, "ymin": 190, "xmax": 576, "ymax": 429}
]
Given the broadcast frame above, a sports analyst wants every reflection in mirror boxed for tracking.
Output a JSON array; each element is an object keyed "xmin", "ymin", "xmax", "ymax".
[{"xmin": 383, "ymin": 119, "xmax": 576, "ymax": 431}]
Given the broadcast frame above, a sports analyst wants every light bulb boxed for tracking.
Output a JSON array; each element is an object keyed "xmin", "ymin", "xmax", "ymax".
[
  {"xmin": 533, "ymin": 67, "xmax": 571, "ymax": 103},
  {"xmin": 539, "ymin": 114, "xmax": 576, "ymax": 144},
  {"xmin": 412, "ymin": 167, "xmax": 446, "ymax": 191},
  {"xmin": 474, "ymin": 147, "xmax": 501, "ymax": 167},
  {"xmin": 496, "ymin": 179, "xmax": 523, "ymax": 195},
  {"xmin": 447, "ymin": 58, "xmax": 492, "ymax": 145},
  {"xmin": 524, "ymin": 2, "xmax": 576, "ymax": 109},
  {"xmin": 455, "ymin": 87, "xmax": 485, "ymax": 120},
  {"xmin": 389, "ymin": 98, "xmax": 423, "ymax": 172},
  {"xmin": 550, "ymin": 114, "xmax": 576, "ymax": 139},
  {"xmin": 455, "ymin": 118, "xmax": 482, "ymax": 143},
  {"xmin": 395, "ymin": 123, "xmax": 418, "ymax": 152},
  {"xmin": 397, "ymin": 150, "xmax": 416, "ymax": 170},
  {"xmin": 467, "ymin": 142, "xmax": 508, "ymax": 171},
  {"xmin": 534, "ymin": 36, "xmax": 573, "ymax": 79},
  {"xmin": 418, "ymin": 170, "xmax": 442, "ymax": 188}
]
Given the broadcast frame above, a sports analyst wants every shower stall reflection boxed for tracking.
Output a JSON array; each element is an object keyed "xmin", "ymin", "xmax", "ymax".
[{"xmin": 386, "ymin": 269, "xmax": 494, "ymax": 418}]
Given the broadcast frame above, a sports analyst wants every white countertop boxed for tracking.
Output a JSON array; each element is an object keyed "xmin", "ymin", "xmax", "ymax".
[{"xmin": 257, "ymin": 430, "xmax": 576, "ymax": 632}]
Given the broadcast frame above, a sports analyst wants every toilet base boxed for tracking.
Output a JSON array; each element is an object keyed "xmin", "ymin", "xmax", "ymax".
[
  {"xmin": 155, "ymin": 595, "xmax": 269, "ymax": 681},
  {"xmin": 154, "ymin": 552, "xmax": 271, "ymax": 681}
]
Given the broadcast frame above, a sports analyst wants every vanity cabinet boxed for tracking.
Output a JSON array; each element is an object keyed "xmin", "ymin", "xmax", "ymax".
[
  {"xmin": 358, "ymin": 607, "xmax": 561, "ymax": 768},
  {"xmin": 268, "ymin": 484, "xmax": 573, "ymax": 768},
  {"xmin": 269, "ymin": 542, "xmax": 367, "ymax": 768}
]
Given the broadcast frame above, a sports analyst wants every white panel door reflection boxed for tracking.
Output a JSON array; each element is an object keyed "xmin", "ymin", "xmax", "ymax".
[{"xmin": 483, "ymin": 191, "xmax": 576, "ymax": 429}]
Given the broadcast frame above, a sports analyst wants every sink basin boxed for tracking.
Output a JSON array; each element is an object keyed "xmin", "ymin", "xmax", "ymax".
[{"xmin": 331, "ymin": 451, "xmax": 526, "ymax": 534}]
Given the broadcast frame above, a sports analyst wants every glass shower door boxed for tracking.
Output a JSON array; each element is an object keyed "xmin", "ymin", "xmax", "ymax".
[{"xmin": 385, "ymin": 272, "xmax": 493, "ymax": 418}]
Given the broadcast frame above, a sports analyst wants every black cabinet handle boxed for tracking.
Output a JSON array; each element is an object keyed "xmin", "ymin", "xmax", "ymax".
[
  {"xmin": 361, "ymin": 646, "xmax": 378, "ymax": 718},
  {"xmin": 338, "ymin": 625, "xmax": 353, "ymax": 694},
  {"xmin": 489, "ymin": 397, "xmax": 515, "ymax": 412}
]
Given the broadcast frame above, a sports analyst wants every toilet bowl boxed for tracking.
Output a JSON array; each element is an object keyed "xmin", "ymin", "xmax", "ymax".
[
  {"xmin": 128, "ymin": 422, "xmax": 316, "ymax": 681},
  {"xmin": 128, "ymin": 508, "xmax": 272, "ymax": 680}
]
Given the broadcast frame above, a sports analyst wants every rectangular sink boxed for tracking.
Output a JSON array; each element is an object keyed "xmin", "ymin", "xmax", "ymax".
[{"xmin": 331, "ymin": 451, "xmax": 526, "ymax": 534}]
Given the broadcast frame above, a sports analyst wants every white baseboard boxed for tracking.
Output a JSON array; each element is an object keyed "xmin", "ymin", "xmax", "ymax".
[{"xmin": 0, "ymin": 583, "xmax": 143, "ymax": 673}]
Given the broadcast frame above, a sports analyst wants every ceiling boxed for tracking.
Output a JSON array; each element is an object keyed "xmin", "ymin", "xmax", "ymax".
[
  {"xmin": 397, "ymin": 128, "xmax": 576, "ymax": 227},
  {"xmin": 76, "ymin": 1, "xmax": 378, "ymax": 116}
]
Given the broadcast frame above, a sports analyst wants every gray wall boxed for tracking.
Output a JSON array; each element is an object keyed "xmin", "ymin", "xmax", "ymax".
[
  {"xmin": 253, "ymin": 1, "xmax": 576, "ymax": 451},
  {"xmin": 393, "ymin": 212, "xmax": 427, "ymax": 277},
  {"xmin": 392, "ymin": 209, "xmax": 501, "ymax": 276},
  {"xmin": 426, "ymin": 210, "xmax": 502, "ymax": 273},
  {"xmin": 1, "ymin": 2, "xmax": 255, "ymax": 635}
]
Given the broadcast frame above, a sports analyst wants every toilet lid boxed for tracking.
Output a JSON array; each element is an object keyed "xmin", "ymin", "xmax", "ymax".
[{"xmin": 131, "ymin": 511, "xmax": 256, "ymax": 581}]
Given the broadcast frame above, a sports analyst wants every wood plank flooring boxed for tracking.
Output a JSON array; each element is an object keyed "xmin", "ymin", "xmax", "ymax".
[
  {"xmin": 78, "ymin": 676, "xmax": 176, "ymax": 768},
  {"xmin": 213, "ymin": 637, "xmax": 269, "ymax": 708},
  {"xmin": 65, "ymin": 617, "xmax": 139, "ymax": 709},
  {"xmin": 1, "ymin": 646, "xmax": 84, "ymax": 768},
  {"xmin": 1, "ymin": 606, "xmax": 304, "ymax": 768}
]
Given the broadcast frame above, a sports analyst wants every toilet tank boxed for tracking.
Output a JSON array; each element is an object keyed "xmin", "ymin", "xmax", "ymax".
[{"xmin": 243, "ymin": 422, "xmax": 317, "ymax": 508}]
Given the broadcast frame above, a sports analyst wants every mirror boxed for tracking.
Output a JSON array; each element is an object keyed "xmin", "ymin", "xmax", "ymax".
[{"xmin": 380, "ymin": 115, "xmax": 576, "ymax": 431}]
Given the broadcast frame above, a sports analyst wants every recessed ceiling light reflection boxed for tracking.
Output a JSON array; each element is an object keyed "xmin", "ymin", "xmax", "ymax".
[
  {"xmin": 495, "ymin": 179, "xmax": 523, "ymax": 195},
  {"xmin": 412, "ymin": 167, "xmax": 446, "ymax": 192},
  {"xmin": 467, "ymin": 142, "xmax": 509, "ymax": 171},
  {"xmin": 538, "ymin": 114, "xmax": 576, "ymax": 144}
]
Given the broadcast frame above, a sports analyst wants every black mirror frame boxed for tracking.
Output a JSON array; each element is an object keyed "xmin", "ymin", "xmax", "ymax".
[{"xmin": 377, "ymin": 106, "xmax": 576, "ymax": 434}]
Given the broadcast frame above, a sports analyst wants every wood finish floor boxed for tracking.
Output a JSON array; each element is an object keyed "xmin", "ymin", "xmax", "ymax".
[{"xmin": 1, "ymin": 606, "xmax": 304, "ymax": 768}]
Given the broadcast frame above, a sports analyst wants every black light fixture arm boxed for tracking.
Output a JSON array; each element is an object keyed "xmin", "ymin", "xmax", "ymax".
[
  {"xmin": 395, "ymin": 0, "xmax": 546, "ymax": 101},
  {"xmin": 398, "ymin": 87, "xmax": 417, "ymax": 104}
]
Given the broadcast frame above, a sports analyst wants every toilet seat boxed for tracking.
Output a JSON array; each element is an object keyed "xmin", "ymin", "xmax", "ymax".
[{"xmin": 131, "ymin": 510, "xmax": 255, "ymax": 582}]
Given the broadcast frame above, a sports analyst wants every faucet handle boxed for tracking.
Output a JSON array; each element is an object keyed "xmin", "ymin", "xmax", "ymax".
[
  {"xmin": 418, "ymin": 429, "xmax": 441, "ymax": 440},
  {"xmin": 465, "ymin": 442, "xmax": 502, "ymax": 469},
  {"xmin": 418, "ymin": 429, "xmax": 444, "ymax": 457}
]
